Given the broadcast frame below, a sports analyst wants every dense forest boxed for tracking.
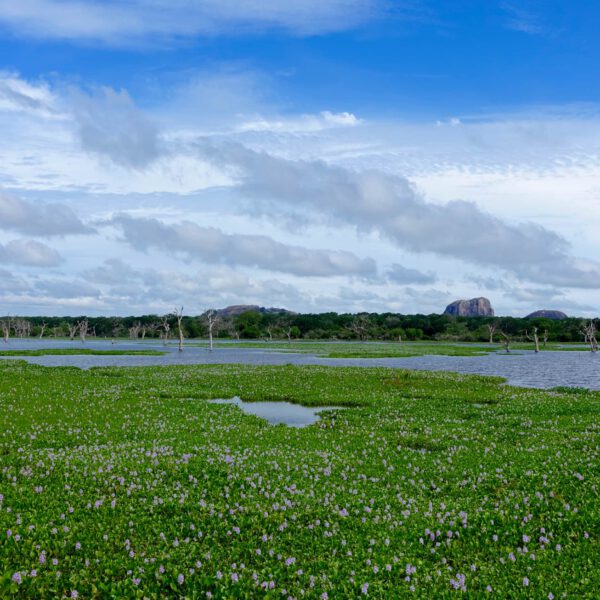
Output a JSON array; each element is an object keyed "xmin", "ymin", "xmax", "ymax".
[{"xmin": 0, "ymin": 310, "xmax": 595, "ymax": 343}]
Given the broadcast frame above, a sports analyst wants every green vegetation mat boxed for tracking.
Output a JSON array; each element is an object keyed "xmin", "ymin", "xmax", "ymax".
[
  {"xmin": 0, "ymin": 349, "xmax": 165, "ymax": 357},
  {"xmin": 213, "ymin": 340, "xmax": 587, "ymax": 358},
  {"xmin": 0, "ymin": 361, "xmax": 598, "ymax": 598}
]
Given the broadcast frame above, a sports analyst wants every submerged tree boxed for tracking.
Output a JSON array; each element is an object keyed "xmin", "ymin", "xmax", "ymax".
[
  {"xmin": 1, "ymin": 317, "xmax": 11, "ymax": 343},
  {"xmin": 486, "ymin": 322, "xmax": 497, "ymax": 344},
  {"xmin": 159, "ymin": 315, "xmax": 171, "ymax": 346},
  {"xmin": 173, "ymin": 307, "xmax": 185, "ymax": 352},
  {"xmin": 204, "ymin": 309, "xmax": 220, "ymax": 351},
  {"xmin": 581, "ymin": 320, "xmax": 598, "ymax": 353},
  {"xmin": 524, "ymin": 327, "xmax": 540, "ymax": 353},
  {"xmin": 499, "ymin": 331, "xmax": 511, "ymax": 353}
]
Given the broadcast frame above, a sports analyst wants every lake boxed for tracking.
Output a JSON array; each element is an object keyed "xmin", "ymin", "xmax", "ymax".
[{"xmin": 1, "ymin": 339, "xmax": 598, "ymax": 390}]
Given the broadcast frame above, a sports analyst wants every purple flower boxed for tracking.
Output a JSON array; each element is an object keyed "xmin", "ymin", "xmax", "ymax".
[
  {"xmin": 177, "ymin": 574, "xmax": 184, "ymax": 585},
  {"xmin": 12, "ymin": 572, "xmax": 22, "ymax": 585},
  {"xmin": 361, "ymin": 582, "xmax": 369, "ymax": 594}
]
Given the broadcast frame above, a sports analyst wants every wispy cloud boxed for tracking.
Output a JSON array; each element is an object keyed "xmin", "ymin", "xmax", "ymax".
[
  {"xmin": 0, "ymin": 0, "xmax": 388, "ymax": 45},
  {"xmin": 500, "ymin": 2, "xmax": 546, "ymax": 35}
]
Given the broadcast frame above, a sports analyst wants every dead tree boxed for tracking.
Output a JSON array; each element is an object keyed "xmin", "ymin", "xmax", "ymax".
[
  {"xmin": 128, "ymin": 322, "xmax": 142, "ymax": 339},
  {"xmin": 77, "ymin": 319, "xmax": 89, "ymax": 343},
  {"xmin": 265, "ymin": 324, "xmax": 275, "ymax": 342},
  {"xmin": 1, "ymin": 318, "xmax": 11, "ymax": 343},
  {"xmin": 348, "ymin": 314, "xmax": 370, "ymax": 342},
  {"xmin": 159, "ymin": 316, "xmax": 171, "ymax": 346},
  {"xmin": 486, "ymin": 322, "xmax": 497, "ymax": 344},
  {"xmin": 204, "ymin": 309, "xmax": 220, "ymax": 351},
  {"xmin": 173, "ymin": 307, "xmax": 184, "ymax": 352},
  {"xmin": 525, "ymin": 327, "xmax": 540, "ymax": 353},
  {"xmin": 285, "ymin": 325, "xmax": 293, "ymax": 342},
  {"xmin": 39, "ymin": 321, "xmax": 47, "ymax": 339},
  {"xmin": 67, "ymin": 322, "xmax": 79, "ymax": 341},
  {"xmin": 227, "ymin": 321, "xmax": 240, "ymax": 341},
  {"xmin": 581, "ymin": 320, "xmax": 598, "ymax": 353},
  {"xmin": 13, "ymin": 318, "xmax": 31, "ymax": 338},
  {"xmin": 499, "ymin": 331, "xmax": 511, "ymax": 353},
  {"xmin": 542, "ymin": 329, "xmax": 548, "ymax": 348}
]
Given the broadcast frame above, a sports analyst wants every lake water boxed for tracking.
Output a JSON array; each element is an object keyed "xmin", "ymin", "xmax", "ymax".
[
  {"xmin": 1, "ymin": 339, "xmax": 599, "ymax": 390},
  {"xmin": 210, "ymin": 397, "xmax": 344, "ymax": 427}
]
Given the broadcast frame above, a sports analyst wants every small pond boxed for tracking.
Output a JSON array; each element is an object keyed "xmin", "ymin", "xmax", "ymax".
[{"xmin": 210, "ymin": 397, "xmax": 344, "ymax": 427}]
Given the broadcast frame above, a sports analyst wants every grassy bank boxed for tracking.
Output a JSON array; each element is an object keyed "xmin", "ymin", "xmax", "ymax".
[{"xmin": 0, "ymin": 361, "xmax": 598, "ymax": 597}]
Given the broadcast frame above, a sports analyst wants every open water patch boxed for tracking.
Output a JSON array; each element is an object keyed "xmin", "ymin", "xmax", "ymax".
[{"xmin": 209, "ymin": 396, "xmax": 345, "ymax": 427}]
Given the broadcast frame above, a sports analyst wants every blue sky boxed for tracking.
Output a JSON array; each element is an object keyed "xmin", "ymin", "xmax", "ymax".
[
  {"xmin": 0, "ymin": 1, "xmax": 600, "ymax": 316},
  {"xmin": 3, "ymin": 1, "xmax": 599, "ymax": 117}
]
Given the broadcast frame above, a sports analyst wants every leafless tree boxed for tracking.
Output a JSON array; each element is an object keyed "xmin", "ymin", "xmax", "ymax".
[
  {"xmin": 204, "ymin": 309, "xmax": 220, "ymax": 351},
  {"xmin": 348, "ymin": 313, "xmax": 370, "ymax": 342},
  {"xmin": 581, "ymin": 320, "xmax": 598, "ymax": 353},
  {"xmin": 12, "ymin": 318, "xmax": 31, "ymax": 338},
  {"xmin": 1, "ymin": 317, "xmax": 11, "ymax": 343},
  {"xmin": 67, "ymin": 322, "xmax": 79, "ymax": 341},
  {"xmin": 129, "ymin": 321, "xmax": 142, "ymax": 339},
  {"xmin": 173, "ymin": 307, "xmax": 185, "ymax": 352},
  {"xmin": 110, "ymin": 320, "xmax": 123, "ymax": 345},
  {"xmin": 486, "ymin": 322, "xmax": 497, "ymax": 344},
  {"xmin": 38, "ymin": 321, "xmax": 47, "ymax": 339},
  {"xmin": 77, "ymin": 319, "xmax": 89, "ymax": 343},
  {"xmin": 159, "ymin": 315, "xmax": 171, "ymax": 346},
  {"xmin": 284, "ymin": 325, "xmax": 293, "ymax": 342},
  {"xmin": 499, "ymin": 331, "xmax": 511, "ymax": 353},
  {"xmin": 226, "ymin": 320, "xmax": 240, "ymax": 341},
  {"xmin": 525, "ymin": 327, "xmax": 540, "ymax": 353},
  {"xmin": 542, "ymin": 329, "xmax": 549, "ymax": 348},
  {"xmin": 265, "ymin": 324, "xmax": 275, "ymax": 342}
]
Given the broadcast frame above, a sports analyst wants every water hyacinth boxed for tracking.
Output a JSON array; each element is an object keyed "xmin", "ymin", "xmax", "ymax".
[{"xmin": 0, "ymin": 361, "xmax": 598, "ymax": 597}]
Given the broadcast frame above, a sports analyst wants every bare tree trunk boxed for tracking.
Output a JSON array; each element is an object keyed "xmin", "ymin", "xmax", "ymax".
[
  {"xmin": 68, "ymin": 323, "xmax": 78, "ymax": 341},
  {"xmin": 543, "ymin": 329, "xmax": 548, "ymax": 348},
  {"xmin": 204, "ymin": 309, "xmax": 219, "ymax": 352},
  {"xmin": 173, "ymin": 307, "xmax": 184, "ymax": 352},
  {"xmin": 525, "ymin": 327, "xmax": 540, "ymax": 353},
  {"xmin": 39, "ymin": 322, "xmax": 47, "ymax": 339},
  {"xmin": 487, "ymin": 323, "xmax": 497, "ymax": 344},
  {"xmin": 499, "ymin": 331, "xmax": 511, "ymax": 353},
  {"xmin": 581, "ymin": 320, "xmax": 598, "ymax": 353},
  {"xmin": 78, "ymin": 319, "xmax": 88, "ymax": 343},
  {"xmin": 159, "ymin": 316, "xmax": 171, "ymax": 346},
  {"xmin": 1, "ymin": 318, "xmax": 11, "ymax": 343}
]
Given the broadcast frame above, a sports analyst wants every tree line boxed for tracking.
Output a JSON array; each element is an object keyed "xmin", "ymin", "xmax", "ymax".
[{"xmin": 0, "ymin": 310, "xmax": 597, "ymax": 347}]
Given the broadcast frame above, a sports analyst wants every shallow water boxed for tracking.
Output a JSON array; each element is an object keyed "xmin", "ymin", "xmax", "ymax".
[
  {"xmin": 210, "ymin": 397, "xmax": 344, "ymax": 427},
  {"xmin": 1, "ymin": 339, "xmax": 598, "ymax": 390}
]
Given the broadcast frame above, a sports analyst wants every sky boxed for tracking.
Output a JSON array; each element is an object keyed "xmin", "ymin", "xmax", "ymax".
[{"xmin": 1, "ymin": 0, "xmax": 600, "ymax": 317}]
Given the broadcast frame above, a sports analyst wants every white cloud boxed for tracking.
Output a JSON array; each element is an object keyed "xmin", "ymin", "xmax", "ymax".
[
  {"xmin": 237, "ymin": 111, "xmax": 362, "ymax": 133},
  {"xmin": 0, "ymin": 190, "xmax": 92, "ymax": 236},
  {"xmin": 0, "ymin": 239, "xmax": 62, "ymax": 267},
  {"xmin": 72, "ymin": 86, "xmax": 161, "ymax": 169},
  {"xmin": 111, "ymin": 213, "xmax": 377, "ymax": 277},
  {"xmin": 0, "ymin": 0, "xmax": 386, "ymax": 44}
]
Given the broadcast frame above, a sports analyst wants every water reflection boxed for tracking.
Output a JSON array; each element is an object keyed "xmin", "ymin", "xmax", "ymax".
[{"xmin": 210, "ymin": 397, "xmax": 344, "ymax": 427}]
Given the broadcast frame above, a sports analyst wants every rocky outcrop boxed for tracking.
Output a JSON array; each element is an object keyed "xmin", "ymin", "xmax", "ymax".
[
  {"xmin": 525, "ymin": 310, "xmax": 568, "ymax": 320},
  {"xmin": 444, "ymin": 297, "xmax": 494, "ymax": 317},
  {"xmin": 216, "ymin": 305, "xmax": 295, "ymax": 318}
]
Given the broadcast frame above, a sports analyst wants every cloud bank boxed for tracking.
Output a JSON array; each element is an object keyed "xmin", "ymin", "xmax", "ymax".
[{"xmin": 111, "ymin": 214, "xmax": 377, "ymax": 277}]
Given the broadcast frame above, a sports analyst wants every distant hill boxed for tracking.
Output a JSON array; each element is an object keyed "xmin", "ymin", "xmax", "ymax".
[
  {"xmin": 525, "ymin": 310, "xmax": 568, "ymax": 320},
  {"xmin": 215, "ymin": 305, "xmax": 296, "ymax": 318},
  {"xmin": 444, "ymin": 297, "xmax": 494, "ymax": 317}
]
